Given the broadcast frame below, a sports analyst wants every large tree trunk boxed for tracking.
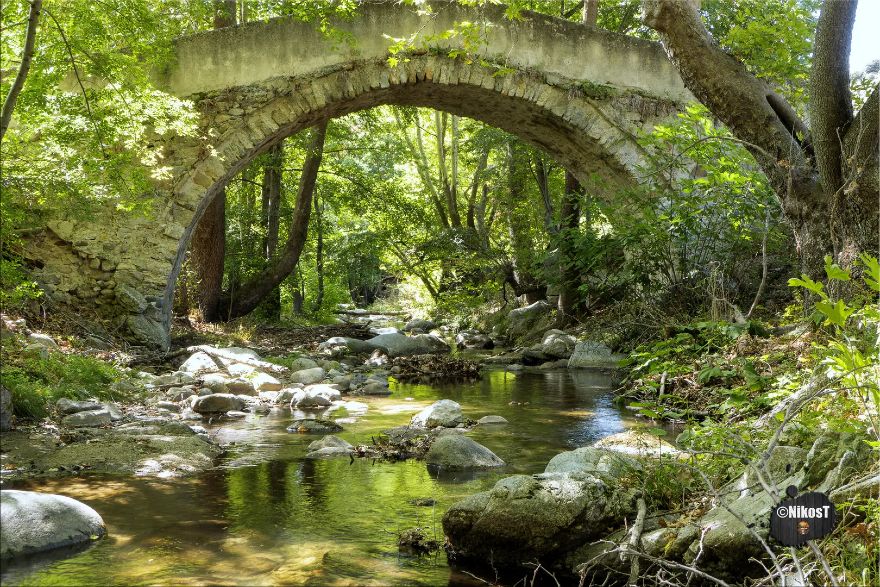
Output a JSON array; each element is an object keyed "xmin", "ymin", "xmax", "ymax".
[
  {"xmin": 221, "ymin": 121, "xmax": 328, "ymax": 320},
  {"xmin": 642, "ymin": 0, "xmax": 878, "ymax": 275},
  {"xmin": 260, "ymin": 141, "xmax": 283, "ymax": 320},
  {"xmin": 189, "ymin": 0, "xmax": 236, "ymax": 322},
  {"xmin": 0, "ymin": 0, "xmax": 41, "ymax": 141},
  {"xmin": 191, "ymin": 189, "xmax": 226, "ymax": 321},
  {"xmin": 558, "ymin": 172, "xmax": 582, "ymax": 323}
]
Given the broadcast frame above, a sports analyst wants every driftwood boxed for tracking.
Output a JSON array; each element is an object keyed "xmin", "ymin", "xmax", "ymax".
[{"xmin": 185, "ymin": 345, "xmax": 289, "ymax": 374}]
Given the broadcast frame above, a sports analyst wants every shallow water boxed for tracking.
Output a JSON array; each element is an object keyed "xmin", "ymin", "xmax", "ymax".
[{"xmin": 2, "ymin": 368, "xmax": 639, "ymax": 586}]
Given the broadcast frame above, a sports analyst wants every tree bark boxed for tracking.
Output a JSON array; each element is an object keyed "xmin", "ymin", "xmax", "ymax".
[
  {"xmin": 221, "ymin": 121, "xmax": 328, "ymax": 320},
  {"xmin": 260, "ymin": 141, "xmax": 283, "ymax": 319},
  {"xmin": 582, "ymin": 0, "xmax": 598, "ymax": 25},
  {"xmin": 313, "ymin": 187, "xmax": 325, "ymax": 313},
  {"xmin": 1, "ymin": 0, "xmax": 42, "ymax": 141},
  {"xmin": 641, "ymin": 0, "xmax": 878, "ymax": 274},
  {"xmin": 261, "ymin": 141, "xmax": 283, "ymax": 260},
  {"xmin": 191, "ymin": 189, "xmax": 226, "ymax": 321},
  {"xmin": 558, "ymin": 172, "xmax": 582, "ymax": 323},
  {"xmin": 213, "ymin": 0, "xmax": 236, "ymax": 28}
]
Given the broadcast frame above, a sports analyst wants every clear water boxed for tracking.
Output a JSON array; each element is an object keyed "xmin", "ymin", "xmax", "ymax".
[{"xmin": 2, "ymin": 368, "xmax": 639, "ymax": 586}]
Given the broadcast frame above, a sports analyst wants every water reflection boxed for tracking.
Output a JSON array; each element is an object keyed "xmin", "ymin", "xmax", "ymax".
[{"xmin": 2, "ymin": 368, "xmax": 635, "ymax": 586}]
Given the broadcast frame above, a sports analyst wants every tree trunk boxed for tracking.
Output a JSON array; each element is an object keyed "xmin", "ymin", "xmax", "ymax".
[
  {"xmin": 213, "ymin": 0, "xmax": 236, "ymax": 28},
  {"xmin": 582, "ymin": 0, "xmax": 597, "ymax": 25},
  {"xmin": 260, "ymin": 141, "xmax": 283, "ymax": 320},
  {"xmin": 261, "ymin": 142, "xmax": 283, "ymax": 260},
  {"xmin": 313, "ymin": 187, "xmax": 325, "ymax": 313},
  {"xmin": 221, "ymin": 121, "xmax": 328, "ymax": 320},
  {"xmin": 191, "ymin": 189, "xmax": 226, "ymax": 322},
  {"xmin": 1, "ymin": 0, "xmax": 42, "ymax": 141},
  {"xmin": 641, "ymin": 0, "xmax": 878, "ymax": 274},
  {"xmin": 558, "ymin": 172, "xmax": 582, "ymax": 323}
]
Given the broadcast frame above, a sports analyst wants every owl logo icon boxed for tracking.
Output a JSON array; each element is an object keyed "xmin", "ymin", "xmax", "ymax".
[{"xmin": 797, "ymin": 520, "xmax": 810, "ymax": 535}]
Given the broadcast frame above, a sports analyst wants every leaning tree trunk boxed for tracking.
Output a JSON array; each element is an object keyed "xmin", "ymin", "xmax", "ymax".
[
  {"xmin": 220, "ymin": 121, "xmax": 328, "ymax": 320},
  {"xmin": 312, "ymin": 187, "xmax": 325, "ymax": 313},
  {"xmin": 642, "ymin": 0, "xmax": 878, "ymax": 276}
]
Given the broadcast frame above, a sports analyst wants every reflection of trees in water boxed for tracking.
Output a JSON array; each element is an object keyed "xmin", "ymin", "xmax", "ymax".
[{"xmin": 297, "ymin": 458, "xmax": 328, "ymax": 509}]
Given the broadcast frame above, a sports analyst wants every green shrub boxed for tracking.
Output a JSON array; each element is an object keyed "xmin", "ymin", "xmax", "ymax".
[{"xmin": 1, "ymin": 344, "xmax": 131, "ymax": 420}]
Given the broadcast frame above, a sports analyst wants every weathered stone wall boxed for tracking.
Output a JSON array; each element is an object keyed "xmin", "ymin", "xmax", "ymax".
[{"xmin": 24, "ymin": 1, "xmax": 691, "ymax": 349}]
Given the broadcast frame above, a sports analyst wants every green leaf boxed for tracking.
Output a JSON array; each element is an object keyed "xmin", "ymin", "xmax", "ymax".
[
  {"xmin": 824, "ymin": 255, "xmax": 851, "ymax": 281},
  {"xmin": 788, "ymin": 275, "xmax": 826, "ymax": 297},
  {"xmin": 860, "ymin": 253, "xmax": 880, "ymax": 292},
  {"xmin": 815, "ymin": 299, "xmax": 856, "ymax": 328}
]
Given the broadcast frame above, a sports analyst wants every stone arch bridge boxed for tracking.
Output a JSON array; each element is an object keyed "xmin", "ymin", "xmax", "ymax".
[{"xmin": 26, "ymin": 1, "xmax": 691, "ymax": 348}]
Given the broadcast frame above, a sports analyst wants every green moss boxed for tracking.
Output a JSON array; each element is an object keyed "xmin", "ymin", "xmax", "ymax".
[{"xmin": 579, "ymin": 81, "xmax": 617, "ymax": 100}]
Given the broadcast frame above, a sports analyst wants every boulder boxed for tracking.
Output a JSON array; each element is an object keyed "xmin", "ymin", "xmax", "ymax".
[
  {"xmin": 370, "ymin": 327, "xmax": 403, "ymax": 336},
  {"xmin": 192, "ymin": 394, "xmax": 243, "ymax": 414},
  {"xmin": 179, "ymin": 352, "xmax": 220, "ymax": 375},
  {"xmin": 425, "ymin": 435, "xmax": 504, "ymax": 469},
  {"xmin": 0, "ymin": 386, "xmax": 11, "ymax": 431},
  {"xmin": 56, "ymin": 398, "xmax": 103, "ymax": 415},
  {"xmin": 288, "ymin": 367, "xmax": 326, "ymax": 385},
  {"xmin": 476, "ymin": 415, "xmax": 508, "ymax": 425},
  {"xmin": 0, "ymin": 490, "xmax": 106, "ymax": 560},
  {"xmin": 539, "ymin": 330, "xmax": 577, "ymax": 359},
  {"xmin": 593, "ymin": 431, "xmax": 682, "ymax": 459},
  {"xmin": 404, "ymin": 319, "xmax": 437, "ymax": 333},
  {"xmin": 290, "ymin": 390, "xmax": 331, "ymax": 409},
  {"xmin": 367, "ymin": 333, "xmax": 449, "ymax": 358},
  {"xmin": 359, "ymin": 381, "xmax": 392, "ymax": 396},
  {"xmin": 507, "ymin": 301, "xmax": 551, "ymax": 340},
  {"xmin": 318, "ymin": 337, "xmax": 380, "ymax": 356},
  {"xmin": 545, "ymin": 447, "xmax": 640, "ymax": 478},
  {"xmin": 226, "ymin": 378, "xmax": 256, "ymax": 395},
  {"xmin": 61, "ymin": 409, "xmax": 111, "ymax": 427},
  {"xmin": 411, "ymin": 400, "xmax": 464, "ymax": 428},
  {"xmin": 250, "ymin": 372, "xmax": 282, "ymax": 392},
  {"xmin": 286, "ymin": 419, "xmax": 343, "ymax": 434},
  {"xmin": 27, "ymin": 333, "xmax": 59, "ymax": 349},
  {"xmin": 226, "ymin": 363, "xmax": 257, "ymax": 377},
  {"xmin": 568, "ymin": 340, "xmax": 625, "ymax": 369},
  {"xmin": 443, "ymin": 472, "xmax": 637, "ymax": 567},
  {"xmin": 200, "ymin": 373, "xmax": 230, "ymax": 394},
  {"xmin": 455, "ymin": 330, "xmax": 494, "ymax": 350},
  {"xmin": 289, "ymin": 357, "xmax": 319, "ymax": 371},
  {"xmin": 304, "ymin": 384, "xmax": 342, "ymax": 402},
  {"xmin": 115, "ymin": 284, "xmax": 148, "ymax": 313}
]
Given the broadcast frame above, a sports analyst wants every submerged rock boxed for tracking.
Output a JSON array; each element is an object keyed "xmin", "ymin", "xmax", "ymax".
[
  {"xmin": 476, "ymin": 415, "xmax": 508, "ymax": 425},
  {"xmin": 411, "ymin": 400, "xmax": 464, "ymax": 428},
  {"xmin": 425, "ymin": 435, "xmax": 504, "ymax": 469},
  {"xmin": 287, "ymin": 419, "xmax": 343, "ymax": 434},
  {"xmin": 0, "ymin": 490, "xmax": 106, "ymax": 560}
]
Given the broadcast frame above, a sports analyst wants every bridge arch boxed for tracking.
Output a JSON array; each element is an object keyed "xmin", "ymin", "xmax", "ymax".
[{"xmin": 28, "ymin": 2, "xmax": 691, "ymax": 347}]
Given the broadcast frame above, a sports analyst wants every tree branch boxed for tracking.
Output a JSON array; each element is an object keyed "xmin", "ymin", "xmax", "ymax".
[{"xmin": 0, "ymin": 0, "xmax": 41, "ymax": 141}]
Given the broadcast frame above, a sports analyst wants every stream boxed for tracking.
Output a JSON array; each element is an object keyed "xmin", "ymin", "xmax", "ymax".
[{"xmin": 2, "ymin": 368, "xmax": 638, "ymax": 586}]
